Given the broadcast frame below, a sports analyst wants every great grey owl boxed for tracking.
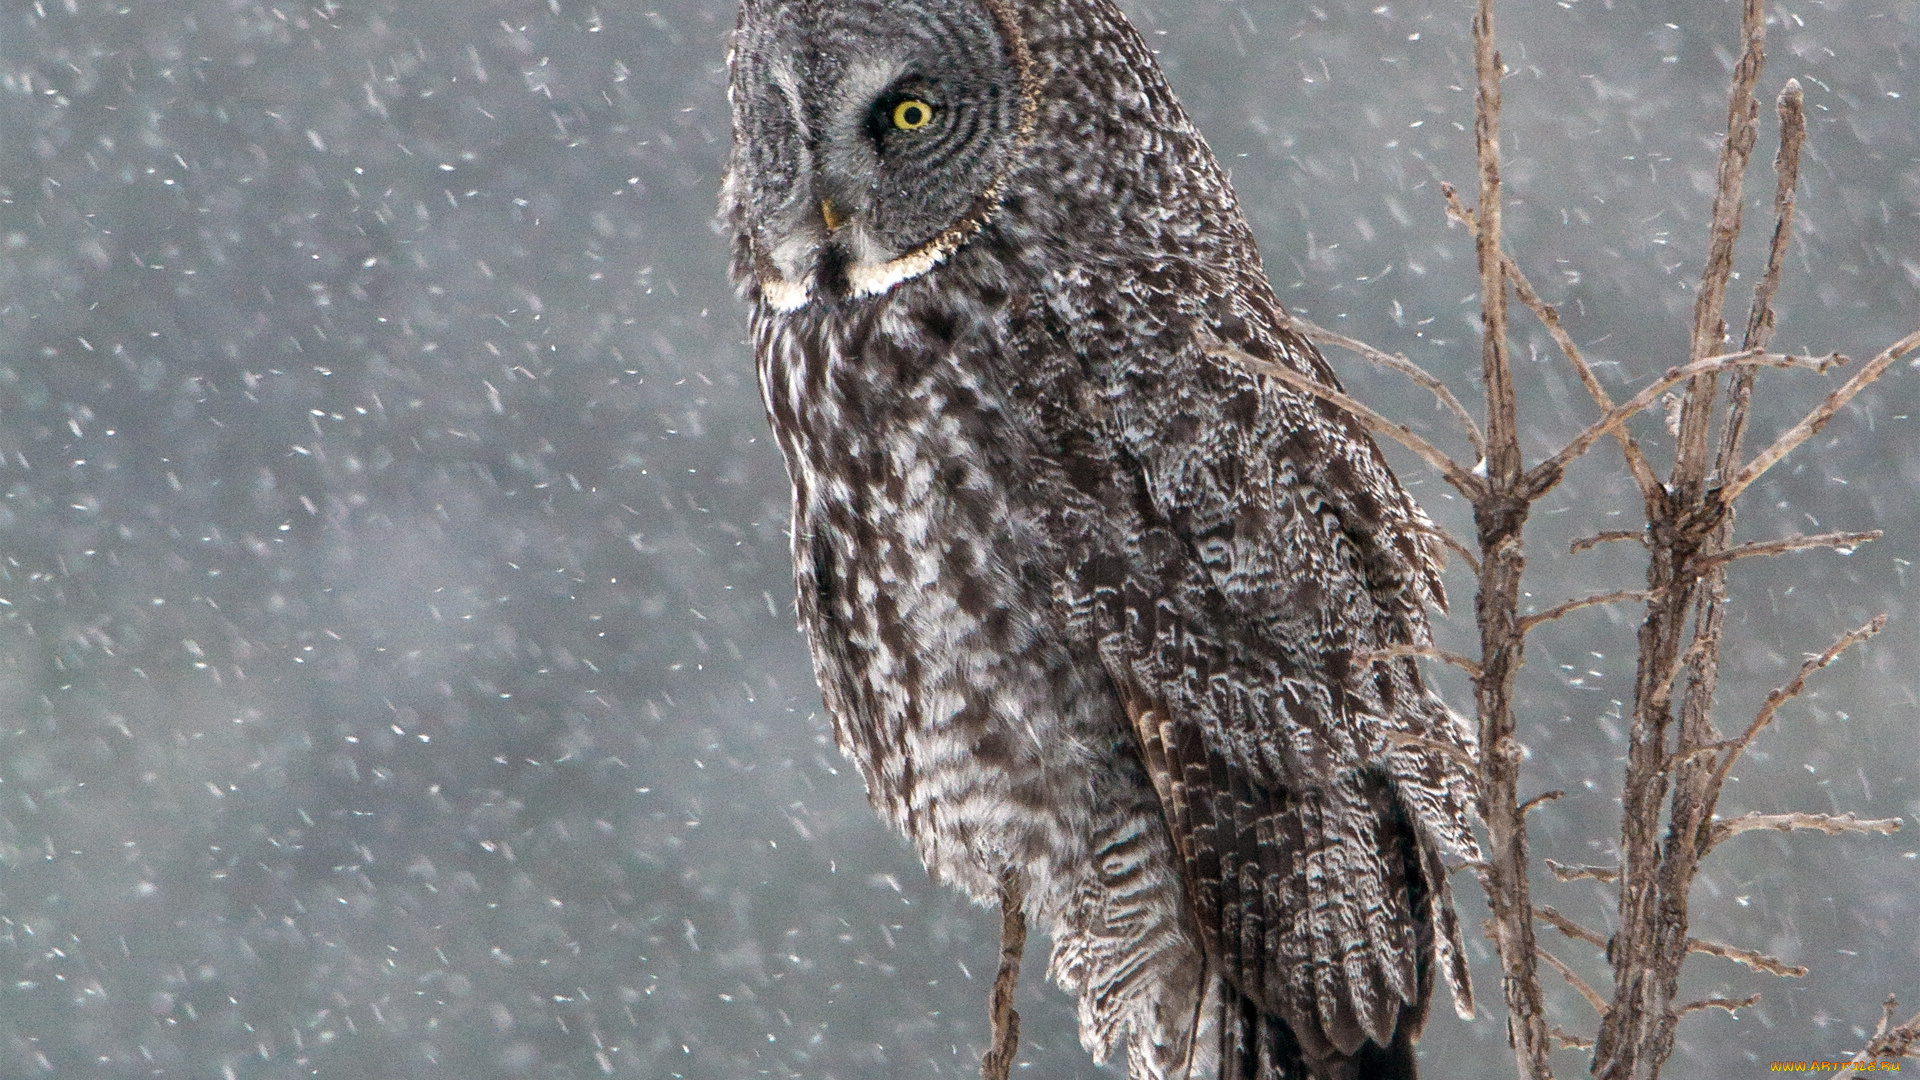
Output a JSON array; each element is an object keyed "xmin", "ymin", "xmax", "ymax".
[{"xmin": 721, "ymin": 1, "xmax": 1481, "ymax": 1077}]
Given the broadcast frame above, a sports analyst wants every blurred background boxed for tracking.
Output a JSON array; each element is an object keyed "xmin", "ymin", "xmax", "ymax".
[{"xmin": 0, "ymin": 0, "xmax": 1915, "ymax": 1076}]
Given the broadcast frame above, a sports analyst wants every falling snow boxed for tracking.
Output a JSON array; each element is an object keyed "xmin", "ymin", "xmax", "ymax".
[{"xmin": 0, "ymin": 1, "xmax": 1915, "ymax": 1078}]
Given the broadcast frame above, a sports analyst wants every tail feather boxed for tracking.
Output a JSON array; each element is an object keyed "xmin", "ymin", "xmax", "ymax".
[{"xmin": 1206, "ymin": 966, "xmax": 1421, "ymax": 1080}]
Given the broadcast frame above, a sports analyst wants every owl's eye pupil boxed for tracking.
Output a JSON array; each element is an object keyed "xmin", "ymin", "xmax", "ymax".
[{"xmin": 892, "ymin": 99, "xmax": 933, "ymax": 130}]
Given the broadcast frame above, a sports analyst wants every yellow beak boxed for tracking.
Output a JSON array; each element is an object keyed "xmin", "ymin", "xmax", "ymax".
[{"xmin": 820, "ymin": 198, "xmax": 846, "ymax": 232}]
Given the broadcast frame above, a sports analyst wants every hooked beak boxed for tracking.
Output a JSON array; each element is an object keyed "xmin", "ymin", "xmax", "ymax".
[{"xmin": 819, "ymin": 198, "xmax": 846, "ymax": 233}]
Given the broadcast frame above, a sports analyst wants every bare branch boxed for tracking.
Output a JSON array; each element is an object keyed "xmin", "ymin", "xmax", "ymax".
[
  {"xmin": 1283, "ymin": 312, "xmax": 1487, "ymax": 462},
  {"xmin": 1364, "ymin": 642, "xmax": 1484, "ymax": 680},
  {"xmin": 1709, "ymin": 811, "xmax": 1902, "ymax": 848},
  {"xmin": 1697, "ymin": 529, "xmax": 1881, "ymax": 569},
  {"xmin": 1713, "ymin": 80, "xmax": 1809, "ymax": 484},
  {"xmin": 1545, "ymin": 859, "xmax": 1619, "ymax": 884},
  {"xmin": 1670, "ymin": 0, "xmax": 1768, "ymax": 500},
  {"xmin": 1721, "ymin": 327, "xmax": 1920, "ymax": 505},
  {"xmin": 1519, "ymin": 590, "xmax": 1655, "ymax": 632},
  {"xmin": 1707, "ymin": 615, "xmax": 1888, "ymax": 796},
  {"xmin": 1676, "ymin": 993, "xmax": 1762, "ymax": 1017},
  {"xmin": 1549, "ymin": 1027, "xmax": 1595, "ymax": 1052},
  {"xmin": 1470, "ymin": 0, "xmax": 1518, "ymax": 491},
  {"xmin": 1442, "ymin": 182, "xmax": 1662, "ymax": 499},
  {"xmin": 1685, "ymin": 938, "xmax": 1806, "ymax": 978},
  {"xmin": 1207, "ymin": 345, "xmax": 1486, "ymax": 498},
  {"xmin": 1537, "ymin": 945, "xmax": 1610, "ymax": 1017},
  {"xmin": 1570, "ymin": 530, "xmax": 1646, "ymax": 554},
  {"xmin": 1594, "ymin": 17, "xmax": 1778, "ymax": 1072},
  {"xmin": 1534, "ymin": 905, "xmax": 1608, "ymax": 951},
  {"xmin": 980, "ymin": 870, "xmax": 1027, "ymax": 1080},
  {"xmin": 1522, "ymin": 349, "xmax": 1830, "ymax": 501},
  {"xmin": 1520, "ymin": 790, "xmax": 1565, "ymax": 817},
  {"xmin": 1743, "ymin": 80, "xmax": 1806, "ymax": 355},
  {"xmin": 1429, "ymin": 525, "xmax": 1482, "ymax": 574}
]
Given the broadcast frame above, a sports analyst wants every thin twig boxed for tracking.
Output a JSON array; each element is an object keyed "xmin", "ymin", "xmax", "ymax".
[
  {"xmin": 1519, "ymin": 590, "xmax": 1655, "ymax": 631},
  {"xmin": 1745, "ymin": 79, "xmax": 1805, "ymax": 354},
  {"xmin": 1545, "ymin": 859, "xmax": 1619, "ymax": 884},
  {"xmin": 1686, "ymin": 937, "xmax": 1806, "ymax": 978},
  {"xmin": 1535, "ymin": 905, "xmax": 1608, "ymax": 951},
  {"xmin": 1520, "ymin": 790, "xmax": 1565, "ymax": 817},
  {"xmin": 1549, "ymin": 1027, "xmax": 1595, "ymax": 1052},
  {"xmin": 1709, "ymin": 811, "xmax": 1902, "ymax": 848},
  {"xmin": 1713, "ymin": 80, "xmax": 1808, "ymax": 490},
  {"xmin": 1363, "ymin": 642, "xmax": 1485, "ymax": 679},
  {"xmin": 1283, "ymin": 312, "xmax": 1487, "ymax": 461},
  {"xmin": 1442, "ymin": 182, "xmax": 1663, "ymax": 499},
  {"xmin": 1570, "ymin": 531, "xmax": 1646, "ymax": 554},
  {"xmin": 1676, "ymin": 993, "xmax": 1761, "ymax": 1017},
  {"xmin": 1537, "ymin": 945, "xmax": 1610, "ymax": 1017},
  {"xmin": 980, "ymin": 870, "xmax": 1027, "ymax": 1080},
  {"xmin": 1429, "ymin": 525, "xmax": 1483, "ymax": 574},
  {"xmin": 1697, "ymin": 530, "xmax": 1881, "ymax": 569},
  {"xmin": 1721, "ymin": 327, "xmax": 1920, "ymax": 505},
  {"xmin": 1706, "ymin": 615, "xmax": 1888, "ymax": 796},
  {"xmin": 1206, "ymin": 345, "xmax": 1485, "ymax": 498}
]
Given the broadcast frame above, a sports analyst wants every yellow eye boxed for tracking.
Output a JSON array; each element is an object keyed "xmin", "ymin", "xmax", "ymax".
[{"xmin": 891, "ymin": 99, "xmax": 934, "ymax": 130}]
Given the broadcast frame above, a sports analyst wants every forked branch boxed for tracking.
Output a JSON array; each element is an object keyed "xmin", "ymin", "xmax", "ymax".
[
  {"xmin": 1720, "ymin": 328, "xmax": 1920, "ymax": 505},
  {"xmin": 1522, "ymin": 349, "xmax": 1844, "ymax": 501},
  {"xmin": 1441, "ymin": 182, "xmax": 1662, "ymax": 500}
]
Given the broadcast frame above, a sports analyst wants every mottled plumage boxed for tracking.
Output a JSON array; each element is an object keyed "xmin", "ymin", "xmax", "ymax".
[{"xmin": 721, "ymin": 2, "xmax": 1481, "ymax": 1077}]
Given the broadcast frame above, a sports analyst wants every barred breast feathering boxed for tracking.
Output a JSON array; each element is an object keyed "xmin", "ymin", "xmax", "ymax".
[{"xmin": 721, "ymin": 2, "xmax": 1481, "ymax": 1076}]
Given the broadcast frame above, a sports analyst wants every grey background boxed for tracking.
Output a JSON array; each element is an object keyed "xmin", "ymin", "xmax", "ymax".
[{"xmin": 1, "ymin": 0, "xmax": 1916, "ymax": 1077}]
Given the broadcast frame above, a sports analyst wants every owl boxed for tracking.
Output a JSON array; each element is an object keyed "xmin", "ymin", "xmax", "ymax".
[{"xmin": 721, "ymin": 1, "xmax": 1481, "ymax": 1078}]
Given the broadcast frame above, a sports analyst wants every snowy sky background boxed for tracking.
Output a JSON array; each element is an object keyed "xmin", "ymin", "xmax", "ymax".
[{"xmin": 1, "ymin": 1, "xmax": 1916, "ymax": 1077}]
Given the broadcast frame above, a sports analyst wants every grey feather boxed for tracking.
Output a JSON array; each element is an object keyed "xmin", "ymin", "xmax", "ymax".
[{"xmin": 723, "ymin": 1, "xmax": 1481, "ymax": 1076}]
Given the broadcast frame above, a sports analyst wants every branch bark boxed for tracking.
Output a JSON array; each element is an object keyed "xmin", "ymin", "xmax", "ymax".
[
  {"xmin": 979, "ymin": 871, "xmax": 1026, "ymax": 1080},
  {"xmin": 1685, "ymin": 938, "xmax": 1806, "ymax": 979},
  {"xmin": 1696, "ymin": 529, "xmax": 1881, "ymax": 569},
  {"xmin": 1519, "ymin": 590, "xmax": 1654, "ymax": 632},
  {"xmin": 1464, "ymin": 3, "xmax": 1553, "ymax": 1077},
  {"xmin": 1593, "ymin": 6, "xmax": 1775, "ymax": 1078},
  {"xmin": 1708, "ymin": 811, "xmax": 1903, "ymax": 848}
]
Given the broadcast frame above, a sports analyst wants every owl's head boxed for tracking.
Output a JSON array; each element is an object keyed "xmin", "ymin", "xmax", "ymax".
[{"xmin": 722, "ymin": 0, "xmax": 1037, "ymax": 311}]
